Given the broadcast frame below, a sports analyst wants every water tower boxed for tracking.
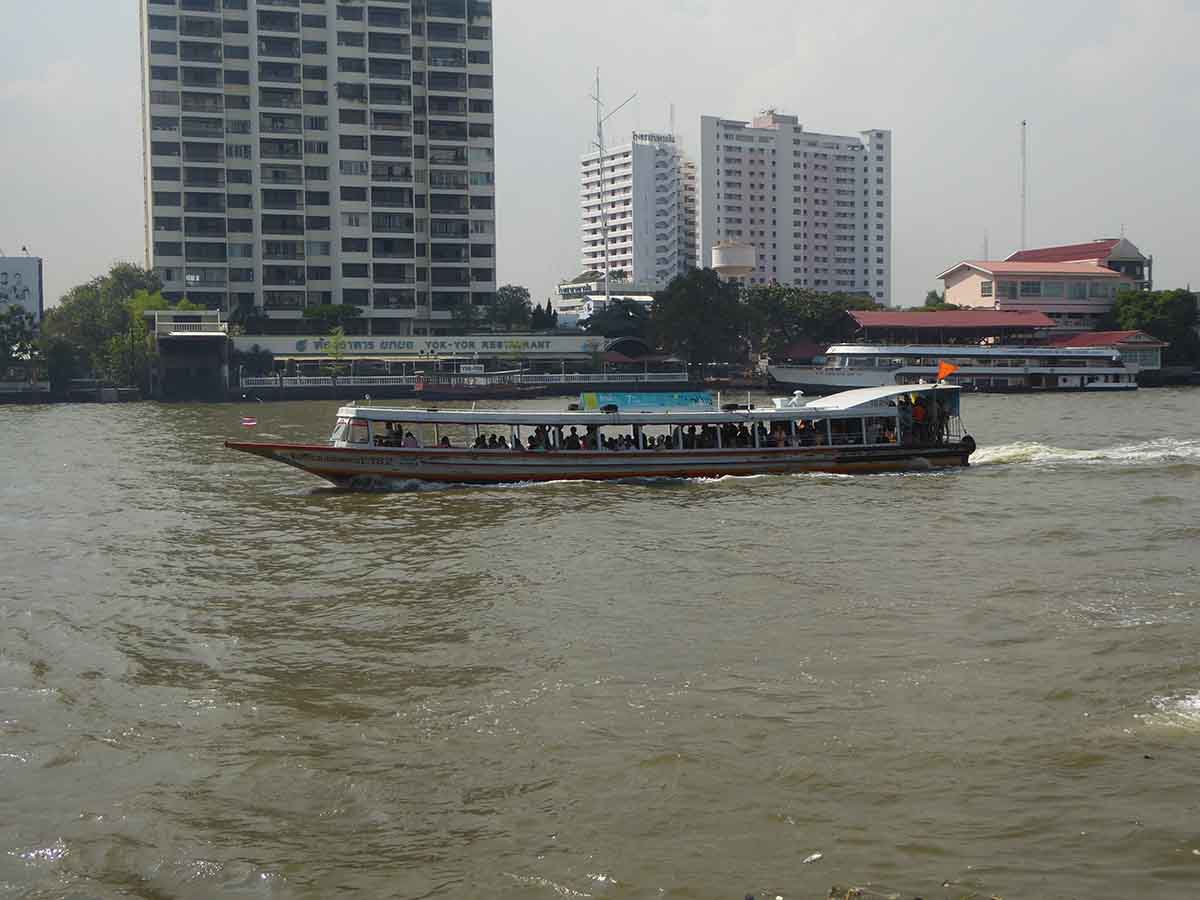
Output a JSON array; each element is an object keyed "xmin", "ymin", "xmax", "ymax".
[{"xmin": 711, "ymin": 241, "xmax": 756, "ymax": 281}]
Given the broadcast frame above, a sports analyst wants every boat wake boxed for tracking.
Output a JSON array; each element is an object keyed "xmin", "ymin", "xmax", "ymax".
[
  {"xmin": 1140, "ymin": 692, "xmax": 1200, "ymax": 731},
  {"xmin": 972, "ymin": 438, "xmax": 1200, "ymax": 469}
]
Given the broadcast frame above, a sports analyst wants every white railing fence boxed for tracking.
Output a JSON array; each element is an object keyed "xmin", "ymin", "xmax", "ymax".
[{"xmin": 0, "ymin": 382, "xmax": 51, "ymax": 392}]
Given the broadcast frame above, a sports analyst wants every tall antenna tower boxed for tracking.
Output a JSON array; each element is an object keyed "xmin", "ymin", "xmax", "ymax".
[
  {"xmin": 590, "ymin": 69, "xmax": 636, "ymax": 308},
  {"xmin": 1019, "ymin": 120, "xmax": 1028, "ymax": 250}
]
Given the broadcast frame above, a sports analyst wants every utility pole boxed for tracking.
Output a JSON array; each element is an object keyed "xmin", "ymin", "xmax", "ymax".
[
  {"xmin": 590, "ymin": 70, "xmax": 636, "ymax": 311},
  {"xmin": 1019, "ymin": 120, "xmax": 1028, "ymax": 251}
]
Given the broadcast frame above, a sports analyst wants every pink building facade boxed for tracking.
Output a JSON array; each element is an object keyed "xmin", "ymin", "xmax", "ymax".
[{"xmin": 939, "ymin": 261, "xmax": 1134, "ymax": 332}]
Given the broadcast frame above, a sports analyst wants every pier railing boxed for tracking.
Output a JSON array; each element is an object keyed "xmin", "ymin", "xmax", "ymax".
[{"xmin": 0, "ymin": 381, "xmax": 51, "ymax": 393}]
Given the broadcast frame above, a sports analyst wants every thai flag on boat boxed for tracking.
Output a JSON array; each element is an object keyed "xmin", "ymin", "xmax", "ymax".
[{"xmin": 240, "ymin": 416, "xmax": 258, "ymax": 428}]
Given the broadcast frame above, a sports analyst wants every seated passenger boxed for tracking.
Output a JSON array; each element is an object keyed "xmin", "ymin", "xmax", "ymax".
[
  {"xmin": 497, "ymin": 435, "xmax": 509, "ymax": 449},
  {"xmin": 563, "ymin": 427, "xmax": 582, "ymax": 450},
  {"xmin": 473, "ymin": 434, "xmax": 488, "ymax": 449},
  {"xmin": 402, "ymin": 431, "xmax": 419, "ymax": 448},
  {"xmin": 487, "ymin": 434, "xmax": 499, "ymax": 449},
  {"xmin": 439, "ymin": 436, "xmax": 452, "ymax": 448}
]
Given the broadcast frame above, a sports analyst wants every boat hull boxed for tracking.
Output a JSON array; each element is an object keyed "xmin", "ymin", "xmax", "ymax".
[
  {"xmin": 768, "ymin": 365, "xmax": 1139, "ymax": 394},
  {"xmin": 226, "ymin": 440, "xmax": 974, "ymax": 487}
]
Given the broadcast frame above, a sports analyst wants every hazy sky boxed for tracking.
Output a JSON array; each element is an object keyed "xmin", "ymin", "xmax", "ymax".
[{"xmin": 3, "ymin": 0, "xmax": 1198, "ymax": 308}]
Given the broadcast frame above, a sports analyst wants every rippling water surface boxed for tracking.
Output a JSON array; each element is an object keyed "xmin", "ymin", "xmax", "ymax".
[{"xmin": 2, "ymin": 390, "xmax": 1200, "ymax": 899}]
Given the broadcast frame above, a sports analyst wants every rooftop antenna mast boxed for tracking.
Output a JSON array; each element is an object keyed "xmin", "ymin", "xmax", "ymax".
[
  {"xmin": 591, "ymin": 69, "xmax": 636, "ymax": 308},
  {"xmin": 1019, "ymin": 120, "xmax": 1028, "ymax": 250},
  {"xmin": 983, "ymin": 230, "xmax": 990, "ymax": 260}
]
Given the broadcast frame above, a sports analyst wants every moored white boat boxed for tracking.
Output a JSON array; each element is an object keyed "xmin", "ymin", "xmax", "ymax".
[
  {"xmin": 227, "ymin": 384, "xmax": 975, "ymax": 488},
  {"xmin": 770, "ymin": 344, "xmax": 1139, "ymax": 394}
]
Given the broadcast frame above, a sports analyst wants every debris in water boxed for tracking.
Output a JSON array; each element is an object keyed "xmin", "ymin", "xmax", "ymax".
[{"xmin": 802, "ymin": 852, "xmax": 824, "ymax": 865}]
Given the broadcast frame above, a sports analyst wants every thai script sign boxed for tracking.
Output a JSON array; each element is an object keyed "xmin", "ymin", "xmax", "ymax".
[{"xmin": 234, "ymin": 335, "xmax": 606, "ymax": 357}]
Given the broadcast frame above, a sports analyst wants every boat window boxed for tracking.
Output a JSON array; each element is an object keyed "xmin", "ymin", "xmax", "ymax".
[
  {"xmin": 329, "ymin": 417, "xmax": 349, "ymax": 443},
  {"xmin": 348, "ymin": 418, "xmax": 370, "ymax": 445}
]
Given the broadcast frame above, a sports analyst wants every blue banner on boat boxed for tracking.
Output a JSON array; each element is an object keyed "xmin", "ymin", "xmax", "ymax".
[{"xmin": 580, "ymin": 391, "xmax": 715, "ymax": 412}]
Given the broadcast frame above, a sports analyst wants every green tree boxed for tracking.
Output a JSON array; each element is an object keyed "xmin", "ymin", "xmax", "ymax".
[
  {"xmin": 1105, "ymin": 288, "xmax": 1200, "ymax": 365},
  {"xmin": 38, "ymin": 335, "xmax": 84, "ymax": 397},
  {"xmin": 40, "ymin": 263, "xmax": 163, "ymax": 373},
  {"xmin": 302, "ymin": 303, "xmax": 362, "ymax": 335},
  {"xmin": 652, "ymin": 269, "xmax": 744, "ymax": 370},
  {"xmin": 449, "ymin": 297, "xmax": 486, "ymax": 331},
  {"xmin": 490, "ymin": 284, "xmax": 532, "ymax": 331},
  {"xmin": 583, "ymin": 298, "xmax": 652, "ymax": 340},
  {"xmin": 742, "ymin": 284, "xmax": 879, "ymax": 357},
  {"xmin": 322, "ymin": 326, "xmax": 350, "ymax": 375}
]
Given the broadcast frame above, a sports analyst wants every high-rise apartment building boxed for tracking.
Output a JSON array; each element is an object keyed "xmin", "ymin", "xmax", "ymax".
[
  {"xmin": 138, "ymin": 0, "xmax": 496, "ymax": 336},
  {"xmin": 579, "ymin": 132, "xmax": 697, "ymax": 287},
  {"xmin": 699, "ymin": 111, "xmax": 892, "ymax": 305}
]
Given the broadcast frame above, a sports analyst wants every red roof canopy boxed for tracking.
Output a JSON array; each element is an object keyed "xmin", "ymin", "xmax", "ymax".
[
  {"xmin": 850, "ymin": 310, "xmax": 1055, "ymax": 329},
  {"xmin": 1048, "ymin": 330, "xmax": 1167, "ymax": 348},
  {"xmin": 1006, "ymin": 240, "xmax": 1120, "ymax": 263}
]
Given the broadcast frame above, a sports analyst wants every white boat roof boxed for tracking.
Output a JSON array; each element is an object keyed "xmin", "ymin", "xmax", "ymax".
[
  {"xmin": 801, "ymin": 383, "xmax": 960, "ymax": 411},
  {"xmin": 338, "ymin": 383, "xmax": 957, "ymax": 425},
  {"xmin": 825, "ymin": 344, "xmax": 1118, "ymax": 359}
]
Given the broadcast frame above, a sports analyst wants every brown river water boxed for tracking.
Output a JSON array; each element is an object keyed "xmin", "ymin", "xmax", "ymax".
[{"xmin": 2, "ymin": 389, "xmax": 1200, "ymax": 899}]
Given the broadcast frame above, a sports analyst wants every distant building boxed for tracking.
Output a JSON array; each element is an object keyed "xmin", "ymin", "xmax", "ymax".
[
  {"xmin": 699, "ymin": 110, "xmax": 892, "ymax": 305},
  {"xmin": 580, "ymin": 132, "xmax": 697, "ymax": 287},
  {"xmin": 138, "ymin": 0, "xmax": 498, "ymax": 337},
  {"xmin": 1007, "ymin": 238, "xmax": 1151, "ymax": 291},
  {"xmin": 1047, "ymin": 330, "xmax": 1166, "ymax": 371},
  {"xmin": 0, "ymin": 256, "xmax": 44, "ymax": 323},
  {"xmin": 938, "ymin": 260, "xmax": 1134, "ymax": 332}
]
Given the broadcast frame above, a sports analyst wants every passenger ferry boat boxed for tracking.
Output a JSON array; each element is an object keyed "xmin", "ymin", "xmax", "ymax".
[
  {"xmin": 226, "ymin": 383, "xmax": 976, "ymax": 488},
  {"xmin": 769, "ymin": 344, "xmax": 1139, "ymax": 395}
]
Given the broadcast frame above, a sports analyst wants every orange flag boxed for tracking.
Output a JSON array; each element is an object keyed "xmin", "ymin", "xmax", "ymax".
[{"xmin": 937, "ymin": 361, "xmax": 960, "ymax": 382}]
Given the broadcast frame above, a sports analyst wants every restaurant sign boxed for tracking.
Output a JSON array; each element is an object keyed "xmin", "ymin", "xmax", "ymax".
[{"xmin": 233, "ymin": 335, "xmax": 606, "ymax": 357}]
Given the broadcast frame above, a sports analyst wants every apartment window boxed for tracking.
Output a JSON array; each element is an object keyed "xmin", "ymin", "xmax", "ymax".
[
  {"xmin": 305, "ymin": 165, "xmax": 329, "ymax": 181},
  {"xmin": 339, "ymin": 108, "xmax": 367, "ymax": 125},
  {"xmin": 1042, "ymin": 280, "xmax": 1065, "ymax": 298},
  {"xmin": 341, "ymin": 186, "xmax": 368, "ymax": 202},
  {"xmin": 303, "ymin": 65, "xmax": 328, "ymax": 80},
  {"xmin": 303, "ymin": 140, "xmax": 329, "ymax": 154},
  {"xmin": 305, "ymin": 191, "xmax": 330, "ymax": 206},
  {"xmin": 980, "ymin": 280, "xmax": 993, "ymax": 298},
  {"xmin": 303, "ymin": 115, "xmax": 328, "ymax": 131},
  {"xmin": 467, "ymin": 50, "xmax": 490, "ymax": 65},
  {"xmin": 468, "ymin": 75, "xmax": 492, "ymax": 90},
  {"xmin": 343, "ymin": 263, "xmax": 370, "ymax": 278},
  {"xmin": 226, "ymin": 94, "xmax": 250, "ymax": 110},
  {"xmin": 301, "ymin": 14, "xmax": 327, "ymax": 28},
  {"xmin": 337, "ymin": 31, "xmax": 364, "ymax": 47},
  {"xmin": 338, "ymin": 57, "xmax": 367, "ymax": 73},
  {"xmin": 148, "ymin": 15, "xmax": 176, "ymax": 30},
  {"xmin": 340, "ymin": 160, "xmax": 369, "ymax": 176},
  {"xmin": 150, "ymin": 40, "xmax": 177, "ymax": 55},
  {"xmin": 150, "ymin": 66, "xmax": 178, "ymax": 81},
  {"xmin": 342, "ymin": 212, "xmax": 364, "ymax": 227},
  {"xmin": 223, "ymin": 19, "xmax": 249, "ymax": 34},
  {"xmin": 303, "ymin": 90, "xmax": 328, "ymax": 105},
  {"xmin": 224, "ymin": 45, "xmax": 250, "ymax": 60},
  {"xmin": 342, "ymin": 237, "xmax": 369, "ymax": 252},
  {"xmin": 306, "ymin": 216, "xmax": 331, "ymax": 230},
  {"xmin": 302, "ymin": 40, "xmax": 327, "ymax": 54},
  {"xmin": 339, "ymin": 134, "xmax": 368, "ymax": 150},
  {"xmin": 1019, "ymin": 281, "xmax": 1042, "ymax": 297}
]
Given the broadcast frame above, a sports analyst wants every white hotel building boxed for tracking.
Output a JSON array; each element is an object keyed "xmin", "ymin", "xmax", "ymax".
[
  {"xmin": 579, "ymin": 132, "xmax": 698, "ymax": 288},
  {"xmin": 138, "ymin": 0, "xmax": 497, "ymax": 336},
  {"xmin": 699, "ymin": 111, "xmax": 892, "ymax": 305}
]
